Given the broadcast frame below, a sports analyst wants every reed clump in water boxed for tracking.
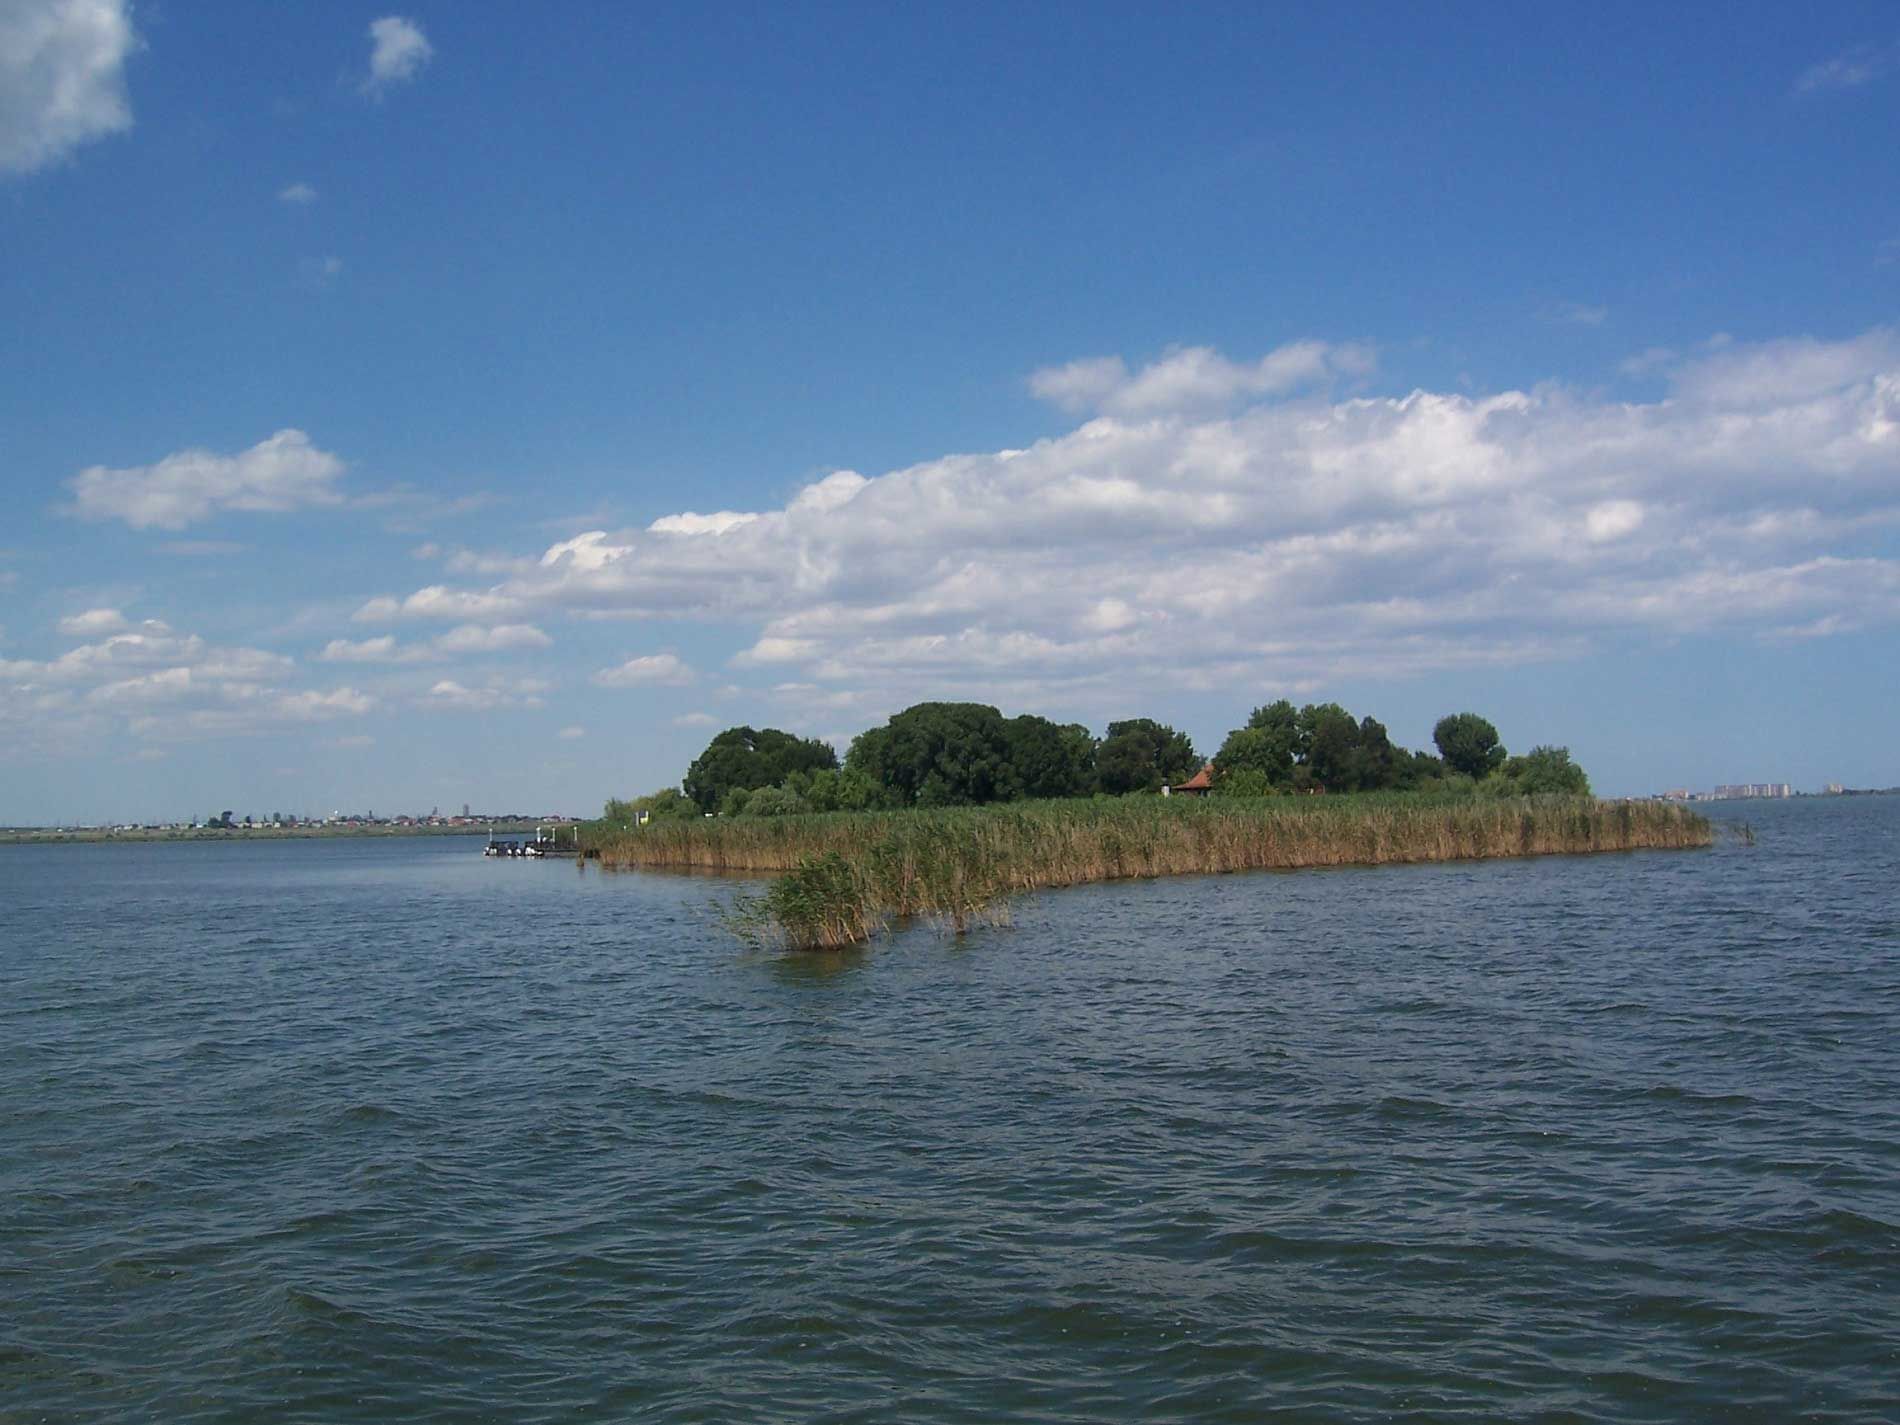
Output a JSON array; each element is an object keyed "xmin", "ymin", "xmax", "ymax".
[{"xmin": 589, "ymin": 794, "xmax": 1711, "ymax": 950}]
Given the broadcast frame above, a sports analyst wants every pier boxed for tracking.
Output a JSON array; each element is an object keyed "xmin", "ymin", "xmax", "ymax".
[{"xmin": 484, "ymin": 825, "xmax": 581, "ymax": 859}]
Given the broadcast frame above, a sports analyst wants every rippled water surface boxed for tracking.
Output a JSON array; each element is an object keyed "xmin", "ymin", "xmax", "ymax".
[{"xmin": 4, "ymin": 798, "xmax": 1898, "ymax": 1422}]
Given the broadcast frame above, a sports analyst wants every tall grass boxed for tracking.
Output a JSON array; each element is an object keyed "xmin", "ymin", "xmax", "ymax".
[{"xmin": 588, "ymin": 794, "xmax": 1710, "ymax": 949}]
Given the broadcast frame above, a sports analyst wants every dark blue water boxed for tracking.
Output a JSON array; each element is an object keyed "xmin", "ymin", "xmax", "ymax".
[{"xmin": 4, "ymin": 799, "xmax": 1897, "ymax": 1422}]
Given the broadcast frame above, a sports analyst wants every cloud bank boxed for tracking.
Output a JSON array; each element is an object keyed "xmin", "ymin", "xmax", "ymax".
[
  {"xmin": 0, "ymin": 617, "xmax": 372, "ymax": 751},
  {"xmin": 350, "ymin": 331, "xmax": 1900, "ymax": 711},
  {"xmin": 0, "ymin": 0, "xmax": 135, "ymax": 176}
]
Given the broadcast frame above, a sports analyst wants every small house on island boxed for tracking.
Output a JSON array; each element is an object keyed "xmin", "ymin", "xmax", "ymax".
[{"xmin": 1163, "ymin": 762, "xmax": 1216, "ymax": 797}]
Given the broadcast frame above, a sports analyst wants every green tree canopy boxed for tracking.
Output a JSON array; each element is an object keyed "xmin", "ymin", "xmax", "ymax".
[
  {"xmin": 1433, "ymin": 712, "xmax": 1507, "ymax": 780},
  {"xmin": 1214, "ymin": 700, "xmax": 1300, "ymax": 787},
  {"xmin": 1487, "ymin": 745, "xmax": 1591, "ymax": 796},
  {"xmin": 1005, "ymin": 715, "xmax": 1097, "ymax": 800},
  {"xmin": 683, "ymin": 726, "xmax": 839, "ymax": 812},
  {"xmin": 845, "ymin": 702, "xmax": 1017, "ymax": 806},
  {"xmin": 1095, "ymin": 718, "xmax": 1199, "ymax": 795},
  {"xmin": 1298, "ymin": 702, "xmax": 1362, "ymax": 790},
  {"xmin": 785, "ymin": 766, "xmax": 890, "ymax": 813}
]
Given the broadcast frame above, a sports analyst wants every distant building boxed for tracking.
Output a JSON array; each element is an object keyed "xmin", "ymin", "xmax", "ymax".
[
  {"xmin": 1164, "ymin": 763, "xmax": 1217, "ymax": 797},
  {"xmin": 1712, "ymin": 783, "xmax": 1791, "ymax": 800}
]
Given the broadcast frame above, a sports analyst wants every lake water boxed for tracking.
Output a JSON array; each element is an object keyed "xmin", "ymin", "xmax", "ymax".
[{"xmin": 3, "ymin": 798, "xmax": 1896, "ymax": 1422}]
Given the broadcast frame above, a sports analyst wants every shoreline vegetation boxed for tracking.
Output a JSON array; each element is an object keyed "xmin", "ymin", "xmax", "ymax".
[
  {"xmin": 587, "ymin": 699, "xmax": 1715, "ymax": 950},
  {"xmin": 583, "ymin": 794, "xmax": 1713, "ymax": 951}
]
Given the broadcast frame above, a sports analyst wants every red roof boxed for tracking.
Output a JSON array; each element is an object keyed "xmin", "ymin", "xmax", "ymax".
[{"xmin": 1174, "ymin": 762, "xmax": 1216, "ymax": 792}]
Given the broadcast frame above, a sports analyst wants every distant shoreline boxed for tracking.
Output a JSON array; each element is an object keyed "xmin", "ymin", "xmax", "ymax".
[{"xmin": 0, "ymin": 823, "xmax": 553, "ymax": 847}]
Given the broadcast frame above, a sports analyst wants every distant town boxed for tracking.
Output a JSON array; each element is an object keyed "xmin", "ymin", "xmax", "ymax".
[
  {"xmin": 0, "ymin": 806, "xmax": 579, "ymax": 842},
  {"xmin": 1655, "ymin": 783, "xmax": 1897, "ymax": 802}
]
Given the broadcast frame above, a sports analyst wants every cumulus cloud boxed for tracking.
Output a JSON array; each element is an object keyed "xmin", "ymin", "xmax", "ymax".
[
  {"xmin": 434, "ymin": 622, "xmax": 551, "ymax": 654},
  {"xmin": 320, "ymin": 622, "xmax": 550, "ymax": 662},
  {"xmin": 0, "ymin": 0, "xmax": 136, "ymax": 176},
  {"xmin": 318, "ymin": 634, "xmax": 433, "ymax": 665},
  {"xmin": 345, "ymin": 330, "xmax": 1900, "ymax": 712},
  {"xmin": 352, "ymin": 584, "xmax": 520, "ymax": 623},
  {"xmin": 593, "ymin": 653, "xmax": 694, "ymax": 687},
  {"xmin": 57, "ymin": 606, "xmax": 129, "ymax": 636},
  {"xmin": 67, "ymin": 429, "xmax": 346, "ymax": 530},
  {"xmin": 364, "ymin": 16, "xmax": 432, "ymax": 93},
  {"xmin": 1029, "ymin": 340, "xmax": 1373, "ymax": 417},
  {"xmin": 557, "ymin": 725, "xmax": 585, "ymax": 740},
  {"xmin": 672, "ymin": 711, "xmax": 717, "ymax": 727},
  {"xmin": 278, "ymin": 181, "xmax": 317, "ymax": 204},
  {"xmin": 1, "ymin": 613, "xmax": 375, "ymax": 748},
  {"xmin": 425, "ymin": 676, "xmax": 548, "ymax": 711}
]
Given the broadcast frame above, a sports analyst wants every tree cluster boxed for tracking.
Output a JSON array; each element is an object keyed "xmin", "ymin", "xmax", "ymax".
[
  {"xmin": 608, "ymin": 702, "xmax": 1589, "ymax": 823},
  {"xmin": 680, "ymin": 726, "xmax": 839, "ymax": 813},
  {"xmin": 1212, "ymin": 704, "xmax": 1586, "ymax": 798}
]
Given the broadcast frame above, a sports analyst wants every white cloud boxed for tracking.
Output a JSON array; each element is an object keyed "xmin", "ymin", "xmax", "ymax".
[
  {"xmin": 278, "ymin": 181, "xmax": 317, "ymax": 204},
  {"xmin": 0, "ymin": 0, "xmax": 136, "ymax": 176},
  {"xmin": 594, "ymin": 653, "xmax": 694, "ymax": 688},
  {"xmin": 1795, "ymin": 45, "xmax": 1889, "ymax": 94},
  {"xmin": 347, "ymin": 330, "xmax": 1900, "ymax": 712},
  {"xmin": 557, "ymin": 724, "xmax": 585, "ymax": 740},
  {"xmin": 277, "ymin": 687, "xmax": 374, "ymax": 719},
  {"xmin": 352, "ymin": 584, "xmax": 521, "ymax": 623},
  {"xmin": 434, "ymin": 622, "xmax": 551, "ymax": 654},
  {"xmin": 1, "ymin": 612, "xmax": 379, "ymax": 747},
  {"xmin": 1544, "ymin": 300, "xmax": 1608, "ymax": 327},
  {"xmin": 298, "ymin": 255, "xmax": 343, "ymax": 287},
  {"xmin": 672, "ymin": 711, "xmax": 717, "ymax": 727},
  {"xmin": 320, "ymin": 622, "xmax": 550, "ymax": 662},
  {"xmin": 364, "ymin": 16, "xmax": 432, "ymax": 93},
  {"xmin": 1029, "ymin": 340, "xmax": 1374, "ymax": 417},
  {"xmin": 425, "ymin": 676, "xmax": 548, "ymax": 711},
  {"xmin": 1027, "ymin": 356, "xmax": 1130, "ymax": 414},
  {"xmin": 647, "ymin": 510, "xmax": 761, "ymax": 537},
  {"xmin": 318, "ymin": 634, "xmax": 433, "ymax": 665},
  {"xmin": 67, "ymin": 429, "xmax": 345, "ymax": 530},
  {"xmin": 57, "ymin": 606, "xmax": 128, "ymax": 636}
]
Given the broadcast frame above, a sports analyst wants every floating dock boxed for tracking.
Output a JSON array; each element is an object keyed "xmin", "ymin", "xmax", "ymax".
[{"xmin": 483, "ymin": 826, "xmax": 580, "ymax": 858}]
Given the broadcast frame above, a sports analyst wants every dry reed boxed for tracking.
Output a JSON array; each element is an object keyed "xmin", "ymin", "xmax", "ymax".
[{"xmin": 589, "ymin": 795, "xmax": 1710, "ymax": 948}]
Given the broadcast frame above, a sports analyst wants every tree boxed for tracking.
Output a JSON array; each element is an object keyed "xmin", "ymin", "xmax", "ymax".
[
  {"xmin": 846, "ymin": 702, "xmax": 1016, "ymax": 806},
  {"xmin": 1095, "ymin": 718, "xmax": 1199, "ymax": 795},
  {"xmin": 1005, "ymin": 715, "xmax": 1097, "ymax": 800},
  {"xmin": 1298, "ymin": 703, "xmax": 1361, "ymax": 791},
  {"xmin": 737, "ymin": 784, "xmax": 807, "ymax": 817},
  {"xmin": 1214, "ymin": 700, "xmax": 1299, "ymax": 788},
  {"xmin": 787, "ymin": 766, "xmax": 890, "ymax": 813},
  {"xmin": 1433, "ymin": 712, "xmax": 1506, "ymax": 780},
  {"xmin": 1487, "ymin": 745, "xmax": 1590, "ymax": 796},
  {"xmin": 1348, "ymin": 715, "xmax": 1401, "ymax": 792},
  {"xmin": 1214, "ymin": 767, "xmax": 1274, "ymax": 798},
  {"xmin": 683, "ymin": 726, "xmax": 838, "ymax": 812}
]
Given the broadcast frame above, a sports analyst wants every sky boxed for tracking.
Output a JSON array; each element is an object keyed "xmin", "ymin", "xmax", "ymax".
[{"xmin": 2, "ymin": 1, "xmax": 1898, "ymax": 823}]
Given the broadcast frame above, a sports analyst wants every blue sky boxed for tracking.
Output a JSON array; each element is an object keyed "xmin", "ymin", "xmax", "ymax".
[{"xmin": 3, "ymin": 1, "xmax": 1898, "ymax": 822}]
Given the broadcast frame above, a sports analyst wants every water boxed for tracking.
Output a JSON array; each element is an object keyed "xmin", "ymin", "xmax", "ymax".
[{"xmin": 3, "ymin": 799, "xmax": 1896, "ymax": 1423}]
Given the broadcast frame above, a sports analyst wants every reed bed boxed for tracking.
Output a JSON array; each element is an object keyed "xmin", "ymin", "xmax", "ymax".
[{"xmin": 589, "ymin": 795, "xmax": 1710, "ymax": 949}]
